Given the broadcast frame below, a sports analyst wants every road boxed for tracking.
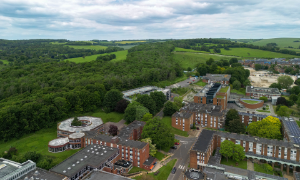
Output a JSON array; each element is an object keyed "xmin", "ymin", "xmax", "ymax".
[
  {"xmin": 167, "ymin": 77, "xmax": 199, "ymax": 88},
  {"xmin": 167, "ymin": 135, "xmax": 197, "ymax": 180}
]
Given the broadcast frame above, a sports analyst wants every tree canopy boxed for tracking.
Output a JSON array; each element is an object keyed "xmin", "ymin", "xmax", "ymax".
[
  {"xmin": 103, "ymin": 89, "xmax": 124, "ymax": 112},
  {"xmin": 124, "ymin": 102, "xmax": 149, "ymax": 124},
  {"xmin": 163, "ymin": 101, "xmax": 179, "ymax": 116},
  {"xmin": 247, "ymin": 116, "xmax": 282, "ymax": 139},
  {"xmin": 277, "ymin": 75, "xmax": 294, "ymax": 89},
  {"xmin": 227, "ymin": 119, "xmax": 245, "ymax": 134},
  {"xmin": 141, "ymin": 138, "xmax": 157, "ymax": 157},
  {"xmin": 150, "ymin": 91, "xmax": 167, "ymax": 113},
  {"xmin": 220, "ymin": 140, "xmax": 245, "ymax": 162},
  {"xmin": 225, "ymin": 109, "xmax": 240, "ymax": 127}
]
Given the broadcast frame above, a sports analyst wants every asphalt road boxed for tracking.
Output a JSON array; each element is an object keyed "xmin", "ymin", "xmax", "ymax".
[
  {"xmin": 167, "ymin": 77, "xmax": 199, "ymax": 88},
  {"xmin": 167, "ymin": 135, "xmax": 197, "ymax": 180}
]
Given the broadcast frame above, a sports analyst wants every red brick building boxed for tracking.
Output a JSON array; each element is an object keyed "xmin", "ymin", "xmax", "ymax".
[
  {"xmin": 202, "ymin": 74, "xmax": 231, "ymax": 85},
  {"xmin": 172, "ymin": 112, "xmax": 193, "ymax": 132},
  {"xmin": 118, "ymin": 121, "xmax": 145, "ymax": 140}
]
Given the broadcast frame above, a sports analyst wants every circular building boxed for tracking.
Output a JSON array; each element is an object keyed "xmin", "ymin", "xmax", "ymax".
[
  {"xmin": 48, "ymin": 137, "xmax": 69, "ymax": 153},
  {"xmin": 239, "ymin": 98, "xmax": 264, "ymax": 109},
  {"xmin": 57, "ymin": 116, "xmax": 104, "ymax": 138}
]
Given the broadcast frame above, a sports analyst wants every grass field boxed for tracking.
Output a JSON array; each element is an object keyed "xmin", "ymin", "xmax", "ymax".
[
  {"xmin": 50, "ymin": 42, "xmax": 68, "ymax": 45},
  {"xmin": 161, "ymin": 116, "xmax": 189, "ymax": 137},
  {"xmin": 218, "ymin": 48, "xmax": 297, "ymax": 58},
  {"xmin": 257, "ymin": 110, "xmax": 270, "ymax": 113},
  {"xmin": 128, "ymin": 166, "xmax": 148, "ymax": 174},
  {"xmin": 115, "ymin": 41, "xmax": 146, "ymax": 44},
  {"xmin": 118, "ymin": 45, "xmax": 137, "ymax": 50},
  {"xmin": 219, "ymin": 86, "xmax": 229, "ymax": 93},
  {"xmin": 0, "ymin": 59, "xmax": 9, "ymax": 64},
  {"xmin": 0, "ymin": 126, "xmax": 81, "ymax": 166},
  {"xmin": 67, "ymin": 45, "xmax": 107, "ymax": 50},
  {"xmin": 153, "ymin": 75, "xmax": 187, "ymax": 88},
  {"xmin": 242, "ymin": 100, "xmax": 261, "ymax": 104},
  {"xmin": 133, "ymin": 159, "xmax": 177, "ymax": 180},
  {"xmin": 249, "ymin": 38, "xmax": 300, "ymax": 49},
  {"xmin": 194, "ymin": 81, "xmax": 207, "ymax": 86},
  {"xmin": 154, "ymin": 151, "xmax": 165, "ymax": 161},
  {"xmin": 82, "ymin": 109, "xmax": 124, "ymax": 123},
  {"xmin": 174, "ymin": 47, "xmax": 206, "ymax": 53},
  {"xmin": 66, "ymin": 50, "xmax": 128, "ymax": 63},
  {"xmin": 220, "ymin": 157, "xmax": 247, "ymax": 170},
  {"xmin": 173, "ymin": 52, "xmax": 231, "ymax": 69}
]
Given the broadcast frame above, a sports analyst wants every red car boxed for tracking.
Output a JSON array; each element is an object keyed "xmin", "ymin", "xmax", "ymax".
[
  {"xmin": 174, "ymin": 142, "xmax": 179, "ymax": 145},
  {"xmin": 197, "ymin": 127, "xmax": 200, "ymax": 130}
]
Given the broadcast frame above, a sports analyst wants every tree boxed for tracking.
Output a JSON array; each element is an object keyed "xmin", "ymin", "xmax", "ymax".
[
  {"xmin": 225, "ymin": 109, "xmax": 240, "ymax": 127},
  {"xmin": 219, "ymin": 140, "xmax": 234, "ymax": 162},
  {"xmin": 142, "ymin": 117, "xmax": 174, "ymax": 150},
  {"xmin": 141, "ymin": 138, "xmax": 157, "ymax": 157},
  {"xmin": 174, "ymin": 96, "xmax": 183, "ymax": 108},
  {"xmin": 206, "ymin": 58, "xmax": 214, "ymax": 65},
  {"xmin": 255, "ymin": 64, "xmax": 262, "ymax": 71},
  {"xmin": 71, "ymin": 117, "xmax": 82, "ymax": 126},
  {"xmin": 295, "ymin": 79, "xmax": 300, "ymax": 85},
  {"xmin": 187, "ymin": 67, "xmax": 192, "ymax": 71},
  {"xmin": 24, "ymin": 151, "xmax": 42, "ymax": 163},
  {"xmin": 289, "ymin": 94, "xmax": 298, "ymax": 102},
  {"xmin": 277, "ymin": 106, "xmax": 292, "ymax": 117},
  {"xmin": 232, "ymin": 144, "xmax": 246, "ymax": 162},
  {"xmin": 142, "ymin": 113, "xmax": 153, "ymax": 122},
  {"xmin": 150, "ymin": 91, "xmax": 167, "ymax": 113},
  {"xmin": 277, "ymin": 75, "xmax": 294, "ymax": 89},
  {"xmin": 247, "ymin": 116, "xmax": 282, "ymax": 139},
  {"xmin": 136, "ymin": 94, "xmax": 156, "ymax": 115},
  {"xmin": 115, "ymin": 99, "xmax": 129, "ymax": 113},
  {"xmin": 103, "ymin": 89, "xmax": 123, "ymax": 112},
  {"xmin": 289, "ymin": 86, "xmax": 300, "ymax": 95},
  {"xmin": 243, "ymin": 79, "xmax": 251, "ymax": 87},
  {"xmin": 232, "ymin": 80, "xmax": 241, "ymax": 90},
  {"xmin": 229, "ymin": 58, "xmax": 238, "ymax": 65},
  {"xmin": 259, "ymin": 96, "xmax": 268, "ymax": 102},
  {"xmin": 124, "ymin": 102, "xmax": 149, "ymax": 124},
  {"xmin": 108, "ymin": 125, "xmax": 118, "ymax": 136},
  {"xmin": 227, "ymin": 119, "xmax": 245, "ymax": 134},
  {"xmin": 163, "ymin": 101, "xmax": 179, "ymax": 116},
  {"xmin": 269, "ymin": 83, "xmax": 281, "ymax": 90},
  {"xmin": 276, "ymin": 97, "xmax": 287, "ymax": 106}
]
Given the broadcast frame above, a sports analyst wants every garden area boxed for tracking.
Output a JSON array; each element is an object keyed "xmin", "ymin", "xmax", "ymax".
[
  {"xmin": 220, "ymin": 157, "xmax": 247, "ymax": 170},
  {"xmin": 254, "ymin": 163, "xmax": 282, "ymax": 177},
  {"xmin": 256, "ymin": 105, "xmax": 271, "ymax": 113},
  {"xmin": 194, "ymin": 80, "xmax": 207, "ymax": 87},
  {"xmin": 154, "ymin": 151, "xmax": 166, "ymax": 161}
]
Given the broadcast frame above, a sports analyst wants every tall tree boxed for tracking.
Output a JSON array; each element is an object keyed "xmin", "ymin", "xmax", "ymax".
[
  {"xmin": 150, "ymin": 91, "xmax": 167, "ymax": 112},
  {"xmin": 232, "ymin": 144, "xmax": 246, "ymax": 162},
  {"xmin": 219, "ymin": 140, "xmax": 234, "ymax": 162},
  {"xmin": 233, "ymin": 80, "xmax": 241, "ymax": 90},
  {"xmin": 136, "ymin": 94, "xmax": 157, "ymax": 115},
  {"xmin": 108, "ymin": 125, "xmax": 118, "ymax": 136},
  {"xmin": 227, "ymin": 119, "xmax": 245, "ymax": 134},
  {"xmin": 277, "ymin": 75, "xmax": 294, "ymax": 89},
  {"xmin": 141, "ymin": 117, "xmax": 174, "ymax": 150},
  {"xmin": 247, "ymin": 116, "xmax": 282, "ymax": 139},
  {"xmin": 277, "ymin": 106, "xmax": 292, "ymax": 117},
  {"xmin": 142, "ymin": 113, "xmax": 153, "ymax": 122},
  {"xmin": 141, "ymin": 138, "xmax": 157, "ymax": 157},
  {"xmin": 115, "ymin": 99, "xmax": 129, "ymax": 113},
  {"xmin": 276, "ymin": 97, "xmax": 287, "ymax": 106},
  {"xmin": 124, "ymin": 102, "xmax": 149, "ymax": 124},
  {"xmin": 225, "ymin": 109, "xmax": 240, "ymax": 127},
  {"xmin": 103, "ymin": 89, "xmax": 123, "ymax": 112},
  {"xmin": 229, "ymin": 58, "xmax": 238, "ymax": 65},
  {"xmin": 163, "ymin": 101, "xmax": 179, "ymax": 116}
]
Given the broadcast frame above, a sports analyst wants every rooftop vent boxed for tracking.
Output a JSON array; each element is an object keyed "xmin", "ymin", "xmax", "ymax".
[
  {"xmin": 92, "ymin": 151, "xmax": 94, "ymax": 153},
  {"xmin": 101, "ymin": 153, "xmax": 103, "ymax": 155},
  {"xmin": 84, "ymin": 156, "xmax": 87, "ymax": 158},
  {"xmin": 34, "ymin": 171, "xmax": 40, "ymax": 176},
  {"xmin": 77, "ymin": 161, "xmax": 79, "ymax": 164},
  {"xmin": 24, "ymin": 177, "xmax": 29, "ymax": 180},
  {"xmin": 68, "ymin": 167, "xmax": 71, "ymax": 170},
  {"xmin": 81, "ymin": 159, "xmax": 83, "ymax": 161},
  {"xmin": 72, "ymin": 164, "xmax": 75, "ymax": 166},
  {"xmin": 63, "ymin": 170, "xmax": 66, "ymax": 173},
  {"xmin": 294, "ymin": 144, "xmax": 300, "ymax": 148},
  {"xmin": 104, "ymin": 151, "xmax": 107, "ymax": 153}
]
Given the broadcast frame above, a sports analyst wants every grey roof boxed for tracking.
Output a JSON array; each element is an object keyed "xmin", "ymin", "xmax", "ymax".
[
  {"xmin": 246, "ymin": 151, "xmax": 300, "ymax": 166},
  {"xmin": 180, "ymin": 102, "xmax": 225, "ymax": 117},
  {"xmin": 238, "ymin": 111, "xmax": 269, "ymax": 118},
  {"xmin": 50, "ymin": 145, "xmax": 119, "ymax": 177},
  {"xmin": 0, "ymin": 158, "xmax": 36, "ymax": 180},
  {"xmin": 0, "ymin": 159, "xmax": 18, "ymax": 179},
  {"xmin": 281, "ymin": 117, "xmax": 300, "ymax": 145},
  {"xmin": 58, "ymin": 116, "xmax": 103, "ymax": 133},
  {"xmin": 19, "ymin": 168, "xmax": 64, "ymax": 180},
  {"xmin": 192, "ymin": 129, "xmax": 215, "ymax": 152},
  {"xmin": 295, "ymin": 172, "xmax": 300, "ymax": 180},
  {"xmin": 172, "ymin": 111, "xmax": 193, "ymax": 119},
  {"xmin": 118, "ymin": 121, "xmax": 145, "ymax": 139},
  {"xmin": 195, "ymin": 83, "xmax": 222, "ymax": 98},
  {"xmin": 143, "ymin": 156, "xmax": 156, "ymax": 166},
  {"xmin": 83, "ymin": 170, "xmax": 133, "ymax": 180},
  {"xmin": 246, "ymin": 86, "xmax": 281, "ymax": 95},
  {"xmin": 184, "ymin": 169, "xmax": 205, "ymax": 180},
  {"xmin": 202, "ymin": 74, "xmax": 231, "ymax": 81}
]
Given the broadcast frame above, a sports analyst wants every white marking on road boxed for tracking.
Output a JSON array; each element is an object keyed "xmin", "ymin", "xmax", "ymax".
[{"xmin": 178, "ymin": 165, "xmax": 185, "ymax": 169}]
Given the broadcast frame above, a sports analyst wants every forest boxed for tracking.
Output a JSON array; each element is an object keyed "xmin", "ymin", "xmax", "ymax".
[{"xmin": 0, "ymin": 42, "xmax": 183, "ymax": 141}]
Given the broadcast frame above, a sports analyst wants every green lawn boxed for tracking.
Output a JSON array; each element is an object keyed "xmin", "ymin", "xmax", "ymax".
[
  {"xmin": 174, "ymin": 47, "xmax": 207, "ymax": 53},
  {"xmin": 67, "ymin": 45, "xmax": 107, "ymax": 50},
  {"xmin": 50, "ymin": 42, "xmax": 68, "ymax": 45},
  {"xmin": 133, "ymin": 159, "xmax": 177, "ymax": 180},
  {"xmin": 128, "ymin": 166, "xmax": 148, "ymax": 174},
  {"xmin": 219, "ymin": 86, "xmax": 229, "ymax": 93},
  {"xmin": 218, "ymin": 48, "xmax": 297, "ymax": 58},
  {"xmin": 220, "ymin": 157, "xmax": 247, "ymax": 170},
  {"xmin": 254, "ymin": 163, "xmax": 274, "ymax": 175},
  {"xmin": 216, "ymin": 95, "xmax": 224, "ymax": 98},
  {"xmin": 154, "ymin": 151, "xmax": 165, "ymax": 161},
  {"xmin": 115, "ymin": 41, "xmax": 146, "ymax": 44},
  {"xmin": 231, "ymin": 88, "xmax": 246, "ymax": 95},
  {"xmin": 256, "ymin": 110, "xmax": 271, "ymax": 113},
  {"xmin": 194, "ymin": 80, "xmax": 207, "ymax": 86},
  {"xmin": 66, "ymin": 50, "xmax": 128, "ymax": 63},
  {"xmin": 242, "ymin": 100, "xmax": 261, "ymax": 104},
  {"xmin": 161, "ymin": 116, "xmax": 189, "ymax": 137},
  {"xmin": 0, "ymin": 59, "xmax": 9, "ymax": 64},
  {"xmin": 173, "ymin": 52, "xmax": 232, "ymax": 69},
  {"xmin": 0, "ymin": 126, "xmax": 81, "ymax": 166},
  {"xmin": 83, "ymin": 110, "xmax": 124, "ymax": 123}
]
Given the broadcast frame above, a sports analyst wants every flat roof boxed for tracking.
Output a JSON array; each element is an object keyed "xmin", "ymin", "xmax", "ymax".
[
  {"xmin": 83, "ymin": 170, "xmax": 133, "ymax": 180},
  {"xmin": 0, "ymin": 158, "xmax": 36, "ymax": 179},
  {"xmin": 246, "ymin": 86, "xmax": 281, "ymax": 94},
  {"xmin": 49, "ymin": 137, "xmax": 69, "ymax": 146},
  {"xmin": 19, "ymin": 168, "xmax": 64, "ymax": 180},
  {"xmin": 58, "ymin": 116, "xmax": 103, "ymax": 133},
  {"xmin": 282, "ymin": 117, "xmax": 300, "ymax": 145},
  {"xmin": 51, "ymin": 145, "xmax": 118, "ymax": 177},
  {"xmin": 202, "ymin": 74, "xmax": 231, "ymax": 81},
  {"xmin": 192, "ymin": 129, "xmax": 215, "ymax": 152}
]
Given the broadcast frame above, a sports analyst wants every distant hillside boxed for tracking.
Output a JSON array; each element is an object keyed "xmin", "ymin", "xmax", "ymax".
[{"xmin": 248, "ymin": 38, "xmax": 300, "ymax": 52}]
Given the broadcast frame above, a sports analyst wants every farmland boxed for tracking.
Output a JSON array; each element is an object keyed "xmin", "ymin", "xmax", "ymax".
[
  {"xmin": 218, "ymin": 48, "xmax": 297, "ymax": 58},
  {"xmin": 67, "ymin": 45, "xmax": 107, "ymax": 50},
  {"xmin": 249, "ymin": 38, "xmax": 300, "ymax": 49},
  {"xmin": 174, "ymin": 47, "xmax": 206, "ymax": 53},
  {"xmin": 114, "ymin": 40, "xmax": 146, "ymax": 44},
  {"xmin": 66, "ymin": 50, "xmax": 128, "ymax": 63}
]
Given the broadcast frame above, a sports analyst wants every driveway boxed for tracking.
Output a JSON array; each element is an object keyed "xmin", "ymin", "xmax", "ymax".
[{"xmin": 167, "ymin": 135, "xmax": 197, "ymax": 180}]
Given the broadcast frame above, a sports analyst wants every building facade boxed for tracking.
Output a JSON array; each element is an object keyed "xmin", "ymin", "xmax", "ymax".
[{"xmin": 246, "ymin": 86, "xmax": 281, "ymax": 100}]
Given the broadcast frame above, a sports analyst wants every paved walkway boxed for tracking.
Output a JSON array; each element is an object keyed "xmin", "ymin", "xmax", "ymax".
[
  {"xmin": 247, "ymin": 160, "xmax": 254, "ymax": 171},
  {"xmin": 283, "ymin": 173, "xmax": 293, "ymax": 180},
  {"xmin": 268, "ymin": 103, "xmax": 276, "ymax": 116}
]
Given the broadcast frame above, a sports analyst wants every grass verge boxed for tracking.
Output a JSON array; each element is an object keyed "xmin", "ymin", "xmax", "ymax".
[
  {"xmin": 256, "ymin": 110, "xmax": 271, "ymax": 113},
  {"xmin": 128, "ymin": 166, "xmax": 148, "ymax": 174},
  {"xmin": 154, "ymin": 151, "xmax": 165, "ymax": 161},
  {"xmin": 194, "ymin": 80, "xmax": 207, "ymax": 86},
  {"xmin": 220, "ymin": 157, "xmax": 247, "ymax": 170}
]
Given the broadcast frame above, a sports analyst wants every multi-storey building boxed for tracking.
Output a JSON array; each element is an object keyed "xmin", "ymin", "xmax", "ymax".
[
  {"xmin": 0, "ymin": 158, "xmax": 36, "ymax": 180},
  {"xmin": 118, "ymin": 121, "xmax": 145, "ymax": 140},
  {"xmin": 172, "ymin": 112, "xmax": 193, "ymax": 132},
  {"xmin": 202, "ymin": 74, "xmax": 231, "ymax": 85},
  {"xmin": 190, "ymin": 129, "xmax": 300, "ymax": 175},
  {"xmin": 194, "ymin": 83, "xmax": 230, "ymax": 110},
  {"xmin": 246, "ymin": 86, "xmax": 281, "ymax": 100},
  {"xmin": 238, "ymin": 111, "xmax": 269, "ymax": 126}
]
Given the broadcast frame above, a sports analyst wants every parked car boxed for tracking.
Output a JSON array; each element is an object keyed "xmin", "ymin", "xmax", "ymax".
[
  {"xmin": 187, "ymin": 82, "xmax": 189, "ymax": 83},
  {"xmin": 174, "ymin": 142, "xmax": 179, "ymax": 145},
  {"xmin": 171, "ymin": 146, "xmax": 177, "ymax": 149},
  {"xmin": 197, "ymin": 127, "xmax": 200, "ymax": 130},
  {"xmin": 171, "ymin": 167, "xmax": 177, "ymax": 174}
]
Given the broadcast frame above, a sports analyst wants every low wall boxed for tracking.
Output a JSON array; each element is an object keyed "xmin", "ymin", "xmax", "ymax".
[{"xmin": 239, "ymin": 99, "xmax": 264, "ymax": 109}]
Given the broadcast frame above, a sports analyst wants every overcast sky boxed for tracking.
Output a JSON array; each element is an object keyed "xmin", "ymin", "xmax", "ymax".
[{"xmin": 0, "ymin": 0, "xmax": 299, "ymax": 40}]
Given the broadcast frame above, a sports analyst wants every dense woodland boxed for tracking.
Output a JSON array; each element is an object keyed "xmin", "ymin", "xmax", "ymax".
[{"xmin": 0, "ymin": 42, "xmax": 183, "ymax": 141}]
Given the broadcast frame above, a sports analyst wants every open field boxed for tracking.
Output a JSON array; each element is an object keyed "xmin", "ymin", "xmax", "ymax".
[
  {"xmin": 0, "ymin": 126, "xmax": 81, "ymax": 165},
  {"xmin": 67, "ymin": 45, "xmax": 107, "ymax": 50},
  {"xmin": 133, "ymin": 159, "xmax": 177, "ymax": 180},
  {"xmin": 66, "ymin": 50, "xmax": 128, "ymax": 63},
  {"xmin": 219, "ymin": 48, "xmax": 297, "ymax": 58},
  {"xmin": 174, "ymin": 47, "xmax": 206, "ymax": 53},
  {"xmin": 220, "ymin": 157, "xmax": 247, "ymax": 170},
  {"xmin": 118, "ymin": 45, "xmax": 137, "ymax": 50},
  {"xmin": 153, "ymin": 74, "xmax": 188, "ymax": 88},
  {"xmin": 115, "ymin": 41, "xmax": 146, "ymax": 44},
  {"xmin": 249, "ymin": 38, "xmax": 300, "ymax": 49},
  {"xmin": 50, "ymin": 42, "xmax": 68, "ymax": 45},
  {"xmin": 173, "ymin": 52, "xmax": 231, "ymax": 69},
  {"xmin": 0, "ymin": 59, "xmax": 9, "ymax": 64},
  {"xmin": 161, "ymin": 116, "xmax": 189, "ymax": 137},
  {"xmin": 194, "ymin": 81, "xmax": 207, "ymax": 86}
]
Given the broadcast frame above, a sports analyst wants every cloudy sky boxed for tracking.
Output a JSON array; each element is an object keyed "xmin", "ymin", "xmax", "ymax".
[{"xmin": 0, "ymin": 0, "xmax": 299, "ymax": 40}]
